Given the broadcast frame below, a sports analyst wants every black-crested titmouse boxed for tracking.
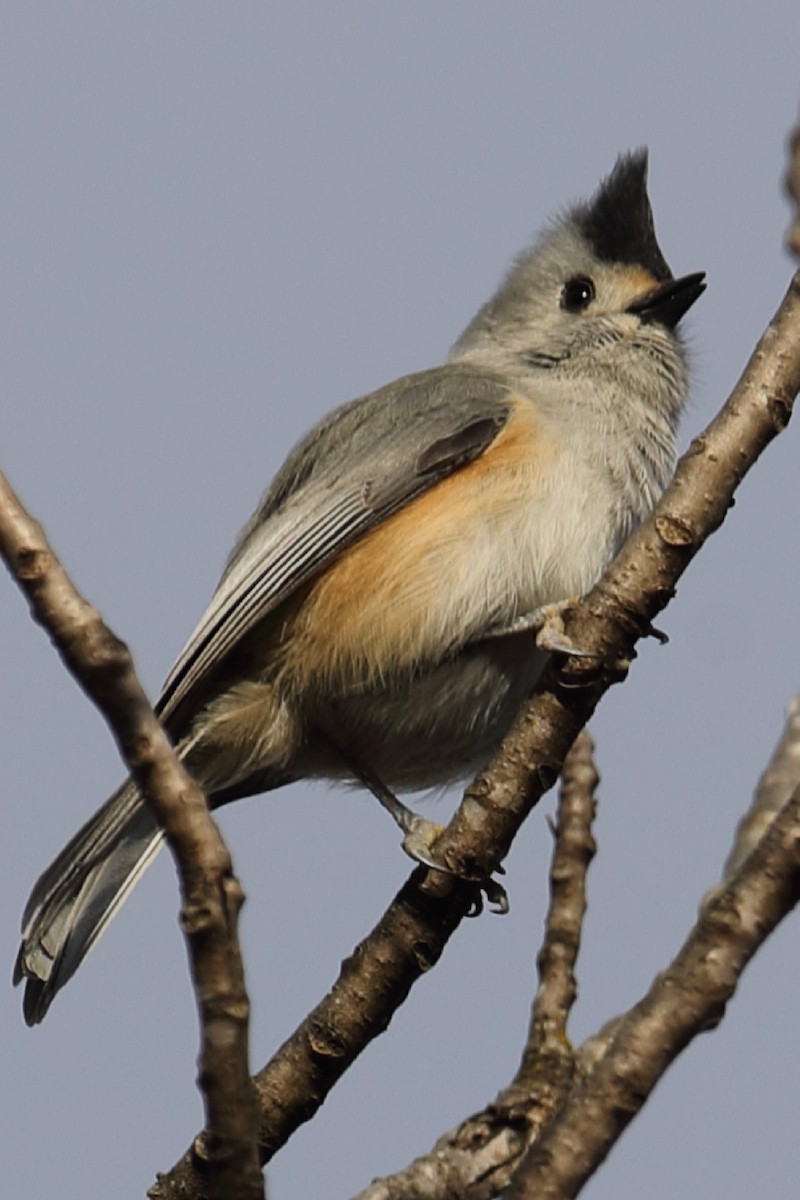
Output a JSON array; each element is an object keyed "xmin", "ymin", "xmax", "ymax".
[{"xmin": 15, "ymin": 151, "xmax": 705, "ymax": 1023}]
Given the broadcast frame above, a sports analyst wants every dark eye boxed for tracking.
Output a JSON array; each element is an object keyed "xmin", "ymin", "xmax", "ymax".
[{"xmin": 560, "ymin": 275, "xmax": 595, "ymax": 312}]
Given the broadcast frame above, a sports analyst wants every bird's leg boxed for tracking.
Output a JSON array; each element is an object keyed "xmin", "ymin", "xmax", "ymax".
[
  {"xmin": 347, "ymin": 755, "xmax": 454, "ymax": 873},
  {"xmin": 331, "ymin": 744, "xmax": 509, "ymax": 915}
]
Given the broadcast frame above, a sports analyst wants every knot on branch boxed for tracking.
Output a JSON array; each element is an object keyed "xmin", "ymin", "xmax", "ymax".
[
  {"xmin": 14, "ymin": 544, "xmax": 50, "ymax": 580},
  {"xmin": 654, "ymin": 513, "xmax": 695, "ymax": 548},
  {"xmin": 767, "ymin": 388, "xmax": 794, "ymax": 430}
]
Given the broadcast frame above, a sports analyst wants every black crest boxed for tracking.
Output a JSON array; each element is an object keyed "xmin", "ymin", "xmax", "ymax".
[{"xmin": 574, "ymin": 150, "xmax": 671, "ymax": 281}]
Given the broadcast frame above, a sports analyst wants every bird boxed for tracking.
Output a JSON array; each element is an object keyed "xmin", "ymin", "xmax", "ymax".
[{"xmin": 15, "ymin": 150, "xmax": 704, "ymax": 1024}]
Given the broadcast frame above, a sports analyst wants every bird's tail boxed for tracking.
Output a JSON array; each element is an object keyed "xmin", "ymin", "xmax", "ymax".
[{"xmin": 14, "ymin": 781, "xmax": 163, "ymax": 1025}]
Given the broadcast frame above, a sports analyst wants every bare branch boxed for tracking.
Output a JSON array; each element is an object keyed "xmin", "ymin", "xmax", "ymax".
[
  {"xmin": 545, "ymin": 695, "xmax": 800, "ymax": 1191},
  {"xmin": 525, "ymin": 729, "xmax": 597, "ymax": 1055},
  {"xmin": 0, "ymin": 472, "xmax": 264, "ymax": 1200},
  {"xmin": 149, "ymin": 269, "xmax": 800, "ymax": 1198},
  {"xmin": 8, "ymin": 140, "xmax": 800, "ymax": 1199},
  {"xmin": 506, "ymin": 783, "xmax": 800, "ymax": 1198}
]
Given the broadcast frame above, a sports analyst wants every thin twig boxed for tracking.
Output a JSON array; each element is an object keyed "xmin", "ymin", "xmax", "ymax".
[
  {"xmin": 786, "ymin": 115, "xmax": 800, "ymax": 260},
  {"xmin": 720, "ymin": 694, "xmax": 800, "ymax": 882},
  {"xmin": 525, "ymin": 729, "xmax": 597, "ymax": 1058},
  {"xmin": 507, "ymin": 783, "xmax": 800, "ymax": 1199},
  {"xmin": 0, "ymin": 472, "xmax": 264, "ymax": 1200},
  {"xmin": 552, "ymin": 695, "xmax": 800, "ymax": 1183}
]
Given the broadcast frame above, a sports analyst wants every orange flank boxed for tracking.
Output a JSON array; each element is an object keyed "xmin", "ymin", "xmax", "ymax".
[{"xmin": 277, "ymin": 395, "xmax": 555, "ymax": 693}]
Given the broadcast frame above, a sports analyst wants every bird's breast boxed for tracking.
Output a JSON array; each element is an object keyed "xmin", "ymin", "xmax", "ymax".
[{"xmin": 274, "ymin": 394, "xmax": 617, "ymax": 698}]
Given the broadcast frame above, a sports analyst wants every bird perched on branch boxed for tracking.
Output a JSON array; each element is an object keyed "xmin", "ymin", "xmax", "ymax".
[{"xmin": 15, "ymin": 150, "xmax": 704, "ymax": 1024}]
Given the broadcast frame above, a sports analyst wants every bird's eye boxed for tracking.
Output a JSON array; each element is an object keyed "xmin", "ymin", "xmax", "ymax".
[{"xmin": 560, "ymin": 275, "xmax": 595, "ymax": 312}]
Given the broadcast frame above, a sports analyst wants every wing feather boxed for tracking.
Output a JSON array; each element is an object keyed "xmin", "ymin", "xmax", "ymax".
[{"xmin": 157, "ymin": 366, "xmax": 512, "ymax": 723}]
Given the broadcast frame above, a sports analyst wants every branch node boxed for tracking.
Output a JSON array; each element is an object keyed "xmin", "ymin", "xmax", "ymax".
[
  {"xmin": 767, "ymin": 387, "xmax": 794, "ymax": 429},
  {"xmin": 654, "ymin": 512, "xmax": 695, "ymax": 547}
]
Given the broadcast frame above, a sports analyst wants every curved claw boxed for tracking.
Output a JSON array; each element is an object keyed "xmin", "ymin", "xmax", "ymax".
[
  {"xmin": 484, "ymin": 600, "xmax": 599, "ymax": 660},
  {"xmin": 534, "ymin": 602, "xmax": 600, "ymax": 659},
  {"xmin": 482, "ymin": 875, "xmax": 510, "ymax": 914},
  {"xmin": 536, "ymin": 629, "xmax": 600, "ymax": 659},
  {"xmin": 465, "ymin": 875, "xmax": 510, "ymax": 917},
  {"xmin": 401, "ymin": 819, "xmax": 458, "ymax": 875}
]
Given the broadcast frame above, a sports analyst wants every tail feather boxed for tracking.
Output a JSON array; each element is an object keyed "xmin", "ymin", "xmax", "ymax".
[
  {"xmin": 16, "ymin": 756, "xmax": 294, "ymax": 1023},
  {"xmin": 15, "ymin": 781, "xmax": 163, "ymax": 1025}
]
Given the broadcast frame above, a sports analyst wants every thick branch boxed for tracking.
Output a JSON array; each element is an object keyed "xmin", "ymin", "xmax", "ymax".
[
  {"xmin": 0, "ymin": 473, "xmax": 263, "ymax": 1200},
  {"xmin": 151, "ymin": 272, "xmax": 800, "ymax": 1198},
  {"xmin": 424, "ymin": 269, "xmax": 800, "ymax": 892}
]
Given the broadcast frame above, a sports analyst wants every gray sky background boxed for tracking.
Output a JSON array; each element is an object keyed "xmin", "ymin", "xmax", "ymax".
[{"xmin": 3, "ymin": 5, "xmax": 800, "ymax": 1198}]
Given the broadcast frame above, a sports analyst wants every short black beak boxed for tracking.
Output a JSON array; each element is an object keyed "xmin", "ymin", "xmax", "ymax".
[{"xmin": 626, "ymin": 271, "xmax": 706, "ymax": 329}]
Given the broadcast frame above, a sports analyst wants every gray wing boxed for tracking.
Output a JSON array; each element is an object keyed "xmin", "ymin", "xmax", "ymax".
[{"xmin": 156, "ymin": 364, "xmax": 513, "ymax": 724}]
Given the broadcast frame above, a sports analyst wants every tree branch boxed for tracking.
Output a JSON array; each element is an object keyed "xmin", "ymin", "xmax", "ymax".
[
  {"xmin": 149, "ymin": 267, "xmax": 800, "ymax": 1197},
  {"xmin": 7, "ymin": 133, "xmax": 800, "ymax": 1197},
  {"xmin": 525, "ymin": 729, "xmax": 597, "ymax": 1058},
  {"xmin": 0, "ymin": 473, "xmax": 264, "ymax": 1200},
  {"xmin": 508, "ymin": 714, "xmax": 800, "ymax": 1199},
  {"xmin": 425, "ymin": 267, "xmax": 800, "ymax": 893}
]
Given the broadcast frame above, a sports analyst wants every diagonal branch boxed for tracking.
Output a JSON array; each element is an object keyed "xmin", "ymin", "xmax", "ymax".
[
  {"xmin": 424, "ymin": 268, "xmax": 800, "ymax": 894},
  {"xmin": 150, "ymin": 268, "xmax": 800, "ymax": 1197},
  {"xmin": 6, "ymin": 159, "xmax": 800, "ymax": 1200},
  {"xmin": 503, "ymin": 685, "xmax": 800, "ymax": 1197},
  {"xmin": 0, "ymin": 473, "xmax": 264, "ymax": 1200}
]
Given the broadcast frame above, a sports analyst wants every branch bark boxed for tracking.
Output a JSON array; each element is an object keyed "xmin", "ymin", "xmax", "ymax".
[
  {"xmin": 0, "ymin": 474, "xmax": 264, "ymax": 1200},
  {"xmin": 148, "ymin": 266, "xmax": 800, "ymax": 1198}
]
